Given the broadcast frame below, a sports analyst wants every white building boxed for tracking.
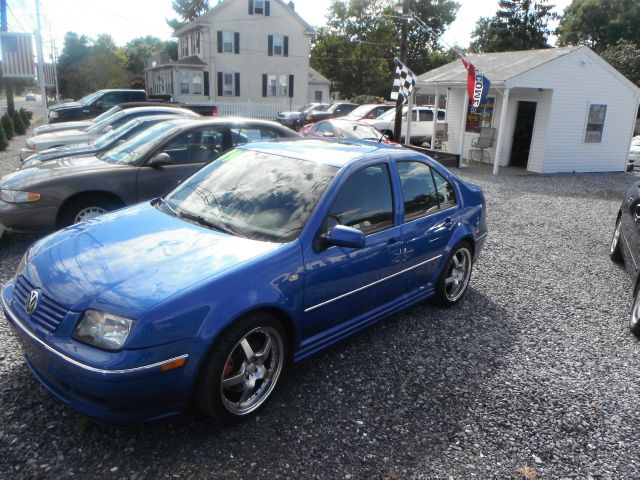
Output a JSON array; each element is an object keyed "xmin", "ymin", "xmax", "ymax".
[
  {"xmin": 417, "ymin": 46, "xmax": 640, "ymax": 174},
  {"xmin": 145, "ymin": 0, "xmax": 330, "ymax": 116}
]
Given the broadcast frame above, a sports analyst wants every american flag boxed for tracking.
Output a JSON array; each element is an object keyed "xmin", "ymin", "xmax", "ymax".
[
  {"xmin": 36, "ymin": 63, "xmax": 56, "ymax": 87},
  {"xmin": 390, "ymin": 58, "xmax": 417, "ymax": 104},
  {"xmin": 1, "ymin": 33, "xmax": 35, "ymax": 78}
]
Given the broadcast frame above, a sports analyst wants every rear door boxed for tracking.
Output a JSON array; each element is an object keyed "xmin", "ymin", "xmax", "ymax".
[{"xmin": 135, "ymin": 125, "xmax": 230, "ymax": 200}]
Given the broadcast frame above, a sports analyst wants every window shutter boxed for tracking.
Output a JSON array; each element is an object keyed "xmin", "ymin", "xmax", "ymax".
[
  {"xmin": 217, "ymin": 31, "xmax": 223, "ymax": 53},
  {"xmin": 289, "ymin": 75, "xmax": 294, "ymax": 98},
  {"xmin": 204, "ymin": 71, "xmax": 209, "ymax": 96},
  {"xmin": 234, "ymin": 32, "xmax": 240, "ymax": 54},
  {"xmin": 265, "ymin": 0, "xmax": 270, "ymax": 16},
  {"xmin": 217, "ymin": 72, "xmax": 223, "ymax": 97},
  {"xmin": 268, "ymin": 35, "xmax": 273, "ymax": 56},
  {"xmin": 248, "ymin": 0, "xmax": 253, "ymax": 14},
  {"xmin": 284, "ymin": 36, "xmax": 289, "ymax": 57},
  {"xmin": 235, "ymin": 73, "xmax": 240, "ymax": 97},
  {"xmin": 262, "ymin": 74, "xmax": 267, "ymax": 97}
]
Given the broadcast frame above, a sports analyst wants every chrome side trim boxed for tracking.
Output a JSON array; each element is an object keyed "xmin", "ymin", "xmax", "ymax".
[
  {"xmin": 2, "ymin": 294, "xmax": 188, "ymax": 376},
  {"xmin": 622, "ymin": 230, "xmax": 638, "ymax": 270},
  {"xmin": 304, "ymin": 254, "xmax": 442, "ymax": 313}
]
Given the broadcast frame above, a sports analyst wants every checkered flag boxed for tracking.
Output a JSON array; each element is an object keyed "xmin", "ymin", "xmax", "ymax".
[{"xmin": 390, "ymin": 58, "xmax": 417, "ymax": 103}]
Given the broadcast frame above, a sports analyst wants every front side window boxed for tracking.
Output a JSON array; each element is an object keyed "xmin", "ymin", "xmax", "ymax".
[
  {"xmin": 397, "ymin": 161, "xmax": 439, "ymax": 220},
  {"xmin": 158, "ymin": 127, "xmax": 226, "ymax": 165},
  {"xmin": 585, "ymin": 103, "xmax": 607, "ymax": 143},
  {"xmin": 325, "ymin": 164, "xmax": 394, "ymax": 236},
  {"xmin": 101, "ymin": 122, "xmax": 180, "ymax": 165},
  {"xmin": 165, "ymin": 149, "xmax": 337, "ymax": 242}
]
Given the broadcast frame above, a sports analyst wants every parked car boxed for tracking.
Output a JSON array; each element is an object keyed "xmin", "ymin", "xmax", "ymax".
[
  {"xmin": 33, "ymin": 102, "xmax": 190, "ymax": 136},
  {"xmin": 21, "ymin": 106, "xmax": 200, "ymax": 159},
  {"xmin": 25, "ymin": 92, "xmax": 36, "ymax": 101},
  {"xmin": 610, "ymin": 182, "xmax": 640, "ymax": 336},
  {"xmin": 48, "ymin": 89, "xmax": 148, "ymax": 123},
  {"xmin": 301, "ymin": 118, "xmax": 397, "ymax": 145},
  {"xmin": 300, "ymin": 102, "xmax": 359, "ymax": 125},
  {"xmin": 363, "ymin": 106, "xmax": 446, "ymax": 145},
  {"xmin": 628, "ymin": 136, "xmax": 640, "ymax": 171},
  {"xmin": 276, "ymin": 103, "xmax": 329, "ymax": 129},
  {"xmin": 341, "ymin": 104, "xmax": 395, "ymax": 121},
  {"xmin": 21, "ymin": 115, "xmax": 181, "ymax": 167},
  {"xmin": 1, "ymin": 118, "xmax": 300, "ymax": 232},
  {"xmin": 2, "ymin": 138, "xmax": 487, "ymax": 424}
]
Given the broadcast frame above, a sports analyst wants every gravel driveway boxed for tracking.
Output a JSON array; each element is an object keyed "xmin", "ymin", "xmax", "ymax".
[{"xmin": 1, "ymin": 128, "xmax": 639, "ymax": 478}]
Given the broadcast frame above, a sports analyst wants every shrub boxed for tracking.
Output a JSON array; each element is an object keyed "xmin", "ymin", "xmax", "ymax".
[
  {"xmin": 1, "ymin": 112, "xmax": 14, "ymax": 139},
  {"xmin": 0, "ymin": 124, "xmax": 8, "ymax": 151},
  {"xmin": 13, "ymin": 111, "xmax": 26, "ymax": 135},
  {"xmin": 19, "ymin": 108, "xmax": 30, "ymax": 128}
]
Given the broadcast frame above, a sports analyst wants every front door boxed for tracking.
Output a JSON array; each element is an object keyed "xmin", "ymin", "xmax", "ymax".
[{"xmin": 509, "ymin": 101, "xmax": 537, "ymax": 168}]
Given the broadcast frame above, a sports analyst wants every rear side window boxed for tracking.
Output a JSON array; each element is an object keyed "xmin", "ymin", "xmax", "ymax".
[
  {"xmin": 419, "ymin": 110, "xmax": 434, "ymax": 121},
  {"xmin": 397, "ymin": 161, "xmax": 439, "ymax": 220},
  {"xmin": 432, "ymin": 170, "xmax": 457, "ymax": 210},
  {"xmin": 232, "ymin": 126, "xmax": 284, "ymax": 145},
  {"xmin": 325, "ymin": 164, "xmax": 394, "ymax": 235}
]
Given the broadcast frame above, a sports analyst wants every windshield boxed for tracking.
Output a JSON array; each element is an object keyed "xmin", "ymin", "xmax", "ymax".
[
  {"xmin": 86, "ymin": 110, "xmax": 126, "ymax": 133},
  {"xmin": 101, "ymin": 122, "xmax": 179, "ymax": 165},
  {"xmin": 79, "ymin": 91, "xmax": 103, "ymax": 105},
  {"xmin": 378, "ymin": 107, "xmax": 405, "ymax": 121},
  {"xmin": 298, "ymin": 103, "xmax": 315, "ymax": 113},
  {"xmin": 344, "ymin": 105, "xmax": 372, "ymax": 118},
  {"xmin": 92, "ymin": 106, "xmax": 122, "ymax": 124},
  {"xmin": 333, "ymin": 122, "xmax": 383, "ymax": 140},
  {"xmin": 164, "ymin": 149, "xmax": 337, "ymax": 242},
  {"xmin": 94, "ymin": 118, "xmax": 142, "ymax": 148}
]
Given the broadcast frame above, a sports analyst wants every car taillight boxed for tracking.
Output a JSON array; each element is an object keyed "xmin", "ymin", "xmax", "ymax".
[{"xmin": 211, "ymin": 106, "xmax": 218, "ymax": 116}]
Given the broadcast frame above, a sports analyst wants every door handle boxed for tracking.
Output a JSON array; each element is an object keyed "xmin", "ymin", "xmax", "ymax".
[
  {"xmin": 387, "ymin": 238, "xmax": 398, "ymax": 245},
  {"xmin": 443, "ymin": 217, "xmax": 454, "ymax": 229}
]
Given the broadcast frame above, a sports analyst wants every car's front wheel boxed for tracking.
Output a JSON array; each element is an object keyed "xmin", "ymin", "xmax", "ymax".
[
  {"xmin": 433, "ymin": 242, "xmax": 473, "ymax": 307},
  {"xmin": 610, "ymin": 216, "xmax": 623, "ymax": 263},
  {"xmin": 59, "ymin": 195, "xmax": 122, "ymax": 227},
  {"xmin": 195, "ymin": 312, "xmax": 287, "ymax": 422}
]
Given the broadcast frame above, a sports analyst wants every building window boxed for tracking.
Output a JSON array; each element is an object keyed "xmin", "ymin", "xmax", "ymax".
[
  {"xmin": 180, "ymin": 37, "xmax": 189, "ymax": 57},
  {"xmin": 273, "ymin": 34, "xmax": 283, "ymax": 55},
  {"xmin": 224, "ymin": 73, "xmax": 235, "ymax": 96},
  {"xmin": 254, "ymin": 0, "xmax": 264, "ymax": 14},
  {"xmin": 192, "ymin": 31, "xmax": 201, "ymax": 55},
  {"xmin": 315, "ymin": 90, "xmax": 323, "ymax": 102},
  {"xmin": 192, "ymin": 74, "xmax": 202, "ymax": 94},
  {"xmin": 223, "ymin": 31, "xmax": 233, "ymax": 53},
  {"xmin": 180, "ymin": 72, "xmax": 190, "ymax": 94},
  {"xmin": 465, "ymin": 96, "xmax": 495, "ymax": 133},
  {"xmin": 584, "ymin": 103, "xmax": 607, "ymax": 143},
  {"xmin": 267, "ymin": 74, "xmax": 288, "ymax": 97}
]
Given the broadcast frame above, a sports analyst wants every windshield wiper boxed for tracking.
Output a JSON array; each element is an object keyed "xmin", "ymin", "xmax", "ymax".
[
  {"xmin": 177, "ymin": 207, "xmax": 246, "ymax": 238},
  {"xmin": 152, "ymin": 197, "xmax": 178, "ymax": 217}
]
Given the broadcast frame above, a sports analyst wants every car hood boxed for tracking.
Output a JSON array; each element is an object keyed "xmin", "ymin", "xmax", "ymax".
[
  {"xmin": 28, "ymin": 142, "xmax": 97, "ymax": 162},
  {"xmin": 34, "ymin": 121, "xmax": 92, "ymax": 135},
  {"xmin": 3, "ymin": 155, "xmax": 119, "ymax": 188},
  {"xmin": 25, "ymin": 203, "xmax": 282, "ymax": 317},
  {"xmin": 49, "ymin": 101, "xmax": 84, "ymax": 112}
]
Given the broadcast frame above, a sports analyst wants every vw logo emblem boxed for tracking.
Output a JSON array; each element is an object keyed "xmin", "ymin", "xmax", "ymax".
[{"xmin": 25, "ymin": 289, "xmax": 40, "ymax": 316}]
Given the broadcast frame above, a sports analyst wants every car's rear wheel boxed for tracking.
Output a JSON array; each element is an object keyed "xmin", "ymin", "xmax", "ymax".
[
  {"xmin": 195, "ymin": 312, "xmax": 287, "ymax": 422},
  {"xmin": 433, "ymin": 242, "xmax": 473, "ymax": 307},
  {"xmin": 59, "ymin": 195, "xmax": 122, "ymax": 227},
  {"xmin": 630, "ymin": 284, "xmax": 640, "ymax": 338},
  {"xmin": 610, "ymin": 216, "xmax": 623, "ymax": 263}
]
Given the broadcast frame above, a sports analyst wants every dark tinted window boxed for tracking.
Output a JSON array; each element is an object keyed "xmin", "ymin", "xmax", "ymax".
[
  {"xmin": 432, "ymin": 170, "xmax": 457, "ymax": 210},
  {"xmin": 100, "ymin": 92, "xmax": 129, "ymax": 108},
  {"xmin": 160, "ymin": 127, "xmax": 226, "ymax": 164},
  {"xmin": 437, "ymin": 110, "xmax": 445, "ymax": 120},
  {"xmin": 419, "ymin": 110, "xmax": 434, "ymax": 122},
  {"xmin": 325, "ymin": 164, "xmax": 393, "ymax": 235},
  {"xmin": 397, "ymin": 161, "xmax": 439, "ymax": 220}
]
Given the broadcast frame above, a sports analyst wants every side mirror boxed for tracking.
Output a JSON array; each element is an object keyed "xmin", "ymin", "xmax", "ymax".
[
  {"xmin": 147, "ymin": 152, "xmax": 172, "ymax": 168},
  {"xmin": 323, "ymin": 225, "xmax": 365, "ymax": 249}
]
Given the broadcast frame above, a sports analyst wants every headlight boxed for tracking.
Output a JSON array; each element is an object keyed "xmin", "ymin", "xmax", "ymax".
[
  {"xmin": 0, "ymin": 189, "xmax": 41, "ymax": 203},
  {"xmin": 15, "ymin": 251, "xmax": 28, "ymax": 278},
  {"xmin": 48, "ymin": 110, "xmax": 58, "ymax": 119},
  {"xmin": 73, "ymin": 310, "xmax": 136, "ymax": 351}
]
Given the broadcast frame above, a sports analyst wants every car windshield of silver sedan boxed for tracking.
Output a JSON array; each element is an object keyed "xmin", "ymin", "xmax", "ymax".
[
  {"xmin": 334, "ymin": 122, "xmax": 382, "ymax": 140},
  {"xmin": 164, "ymin": 149, "xmax": 337, "ymax": 242},
  {"xmin": 93, "ymin": 118, "xmax": 141, "ymax": 148},
  {"xmin": 100, "ymin": 122, "xmax": 179, "ymax": 165},
  {"xmin": 92, "ymin": 105, "xmax": 121, "ymax": 124},
  {"xmin": 86, "ymin": 112, "xmax": 124, "ymax": 133}
]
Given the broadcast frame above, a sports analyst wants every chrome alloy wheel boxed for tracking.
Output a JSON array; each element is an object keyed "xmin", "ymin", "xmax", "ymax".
[
  {"xmin": 220, "ymin": 326, "xmax": 284, "ymax": 416},
  {"xmin": 74, "ymin": 206, "xmax": 108, "ymax": 223},
  {"xmin": 444, "ymin": 247, "xmax": 472, "ymax": 302},
  {"xmin": 631, "ymin": 292, "xmax": 640, "ymax": 331},
  {"xmin": 611, "ymin": 219, "xmax": 621, "ymax": 254}
]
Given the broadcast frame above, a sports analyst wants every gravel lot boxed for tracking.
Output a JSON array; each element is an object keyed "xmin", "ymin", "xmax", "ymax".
[{"xmin": 1, "ymin": 120, "xmax": 639, "ymax": 479}]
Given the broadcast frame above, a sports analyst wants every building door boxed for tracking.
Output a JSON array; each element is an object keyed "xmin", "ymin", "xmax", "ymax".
[{"xmin": 509, "ymin": 101, "xmax": 537, "ymax": 168}]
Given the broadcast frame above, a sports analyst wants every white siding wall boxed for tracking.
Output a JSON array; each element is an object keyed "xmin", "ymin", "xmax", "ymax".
[
  {"xmin": 512, "ymin": 48, "xmax": 639, "ymax": 173},
  {"xmin": 308, "ymin": 83, "xmax": 330, "ymax": 103}
]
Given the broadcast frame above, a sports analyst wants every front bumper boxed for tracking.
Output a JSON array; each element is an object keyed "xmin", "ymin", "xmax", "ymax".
[
  {"xmin": 2, "ymin": 280, "xmax": 195, "ymax": 424},
  {"xmin": 0, "ymin": 199, "xmax": 59, "ymax": 232},
  {"xmin": 20, "ymin": 147, "xmax": 36, "ymax": 160}
]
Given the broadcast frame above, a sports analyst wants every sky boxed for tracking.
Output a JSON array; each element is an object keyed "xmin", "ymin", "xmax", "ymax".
[{"xmin": 6, "ymin": 0, "xmax": 573, "ymax": 59}]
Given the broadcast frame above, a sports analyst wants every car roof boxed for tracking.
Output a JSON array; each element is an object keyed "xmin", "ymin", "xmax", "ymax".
[
  {"xmin": 122, "ymin": 106, "xmax": 195, "ymax": 115},
  {"xmin": 164, "ymin": 117, "xmax": 299, "ymax": 129},
  {"xmin": 240, "ymin": 138, "xmax": 398, "ymax": 168}
]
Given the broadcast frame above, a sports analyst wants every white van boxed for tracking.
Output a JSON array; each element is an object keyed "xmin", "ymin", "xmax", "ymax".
[{"xmin": 363, "ymin": 106, "xmax": 446, "ymax": 145}]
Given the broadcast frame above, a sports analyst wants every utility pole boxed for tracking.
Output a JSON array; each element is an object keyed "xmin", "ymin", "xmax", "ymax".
[
  {"xmin": 1, "ymin": 0, "xmax": 15, "ymax": 115},
  {"xmin": 393, "ymin": 0, "xmax": 408, "ymax": 143},
  {"xmin": 34, "ymin": 0, "xmax": 47, "ymax": 122},
  {"xmin": 49, "ymin": 30, "xmax": 59, "ymax": 101}
]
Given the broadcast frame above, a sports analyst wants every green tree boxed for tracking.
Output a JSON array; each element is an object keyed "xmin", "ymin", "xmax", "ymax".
[
  {"xmin": 57, "ymin": 32, "xmax": 91, "ymax": 98},
  {"xmin": 125, "ymin": 36, "xmax": 177, "ymax": 89},
  {"xmin": 2, "ymin": 112, "xmax": 14, "ymax": 140},
  {"xmin": 166, "ymin": 0, "xmax": 210, "ymax": 32},
  {"xmin": 0, "ymin": 124, "xmax": 8, "ymax": 151},
  {"xmin": 556, "ymin": 0, "xmax": 640, "ymax": 53},
  {"xmin": 19, "ymin": 108, "xmax": 30, "ymax": 128},
  {"xmin": 601, "ymin": 39, "xmax": 640, "ymax": 86},
  {"xmin": 12, "ymin": 111, "xmax": 25, "ymax": 135},
  {"xmin": 470, "ymin": 0, "xmax": 556, "ymax": 53},
  {"xmin": 82, "ymin": 34, "xmax": 128, "ymax": 92}
]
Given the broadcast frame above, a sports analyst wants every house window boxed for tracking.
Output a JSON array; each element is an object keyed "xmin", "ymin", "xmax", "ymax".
[
  {"xmin": 192, "ymin": 74, "xmax": 202, "ymax": 94},
  {"xmin": 267, "ymin": 74, "xmax": 288, "ymax": 97},
  {"xmin": 273, "ymin": 34, "xmax": 283, "ymax": 55},
  {"xmin": 180, "ymin": 72, "xmax": 190, "ymax": 94},
  {"xmin": 465, "ymin": 97, "xmax": 495, "ymax": 133},
  {"xmin": 223, "ymin": 31, "xmax": 234, "ymax": 53},
  {"xmin": 584, "ymin": 103, "xmax": 607, "ymax": 143},
  {"xmin": 315, "ymin": 90, "xmax": 323, "ymax": 102},
  {"xmin": 254, "ymin": 0, "xmax": 264, "ymax": 14},
  {"xmin": 224, "ymin": 73, "xmax": 235, "ymax": 96},
  {"xmin": 192, "ymin": 31, "xmax": 201, "ymax": 55},
  {"xmin": 181, "ymin": 37, "xmax": 189, "ymax": 57}
]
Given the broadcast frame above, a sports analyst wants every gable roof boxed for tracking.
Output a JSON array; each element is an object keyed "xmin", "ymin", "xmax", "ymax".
[
  {"xmin": 309, "ymin": 67, "xmax": 330, "ymax": 85},
  {"xmin": 418, "ymin": 46, "xmax": 582, "ymax": 85},
  {"xmin": 176, "ymin": 0, "xmax": 315, "ymax": 36}
]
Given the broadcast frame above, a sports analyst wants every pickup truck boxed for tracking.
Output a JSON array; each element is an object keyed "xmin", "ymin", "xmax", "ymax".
[{"xmin": 48, "ymin": 89, "xmax": 220, "ymax": 123}]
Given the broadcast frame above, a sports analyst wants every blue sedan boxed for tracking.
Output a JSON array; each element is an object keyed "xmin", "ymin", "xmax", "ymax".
[{"xmin": 3, "ymin": 139, "xmax": 487, "ymax": 424}]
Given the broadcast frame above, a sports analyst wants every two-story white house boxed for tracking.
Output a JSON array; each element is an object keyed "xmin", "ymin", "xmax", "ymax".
[{"xmin": 144, "ymin": 0, "xmax": 330, "ymax": 116}]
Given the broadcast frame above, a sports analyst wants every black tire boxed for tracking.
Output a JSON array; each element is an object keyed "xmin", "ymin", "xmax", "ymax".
[
  {"xmin": 432, "ymin": 241, "xmax": 473, "ymax": 308},
  {"xmin": 610, "ymin": 216, "xmax": 623, "ymax": 263},
  {"xmin": 631, "ymin": 283, "xmax": 640, "ymax": 338},
  {"xmin": 195, "ymin": 312, "xmax": 288, "ymax": 423},
  {"xmin": 58, "ymin": 195, "xmax": 122, "ymax": 228}
]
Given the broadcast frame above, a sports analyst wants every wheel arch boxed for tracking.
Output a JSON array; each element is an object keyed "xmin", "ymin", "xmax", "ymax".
[{"xmin": 56, "ymin": 190, "xmax": 126, "ymax": 226}]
